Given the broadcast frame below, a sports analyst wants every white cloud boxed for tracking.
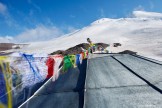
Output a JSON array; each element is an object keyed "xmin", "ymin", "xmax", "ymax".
[
  {"xmin": 133, "ymin": 11, "xmax": 162, "ymax": 18},
  {"xmin": 149, "ymin": 1, "xmax": 154, "ymax": 9},
  {"xmin": 15, "ymin": 25, "xmax": 64, "ymax": 43},
  {"xmin": 99, "ymin": 8, "xmax": 106, "ymax": 18},
  {"xmin": 0, "ymin": 2, "xmax": 8, "ymax": 16},
  {"xmin": 0, "ymin": 20, "xmax": 78, "ymax": 43},
  {"xmin": 27, "ymin": 0, "xmax": 41, "ymax": 12},
  {"xmin": 0, "ymin": 36, "xmax": 13, "ymax": 43},
  {"xmin": 67, "ymin": 26, "xmax": 78, "ymax": 32},
  {"xmin": 69, "ymin": 15, "xmax": 76, "ymax": 18},
  {"xmin": 134, "ymin": 5, "xmax": 145, "ymax": 11},
  {"xmin": 0, "ymin": 2, "xmax": 19, "ymax": 28}
]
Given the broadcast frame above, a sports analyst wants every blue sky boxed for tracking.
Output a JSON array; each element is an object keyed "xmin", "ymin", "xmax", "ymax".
[{"xmin": 0, "ymin": 0, "xmax": 162, "ymax": 42}]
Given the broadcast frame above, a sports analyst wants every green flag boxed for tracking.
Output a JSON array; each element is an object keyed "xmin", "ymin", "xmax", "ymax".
[
  {"xmin": 69, "ymin": 55, "xmax": 77, "ymax": 68},
  {"xmin": 63, "ymin": 56, "xmax": 73, "ymax": 72}
]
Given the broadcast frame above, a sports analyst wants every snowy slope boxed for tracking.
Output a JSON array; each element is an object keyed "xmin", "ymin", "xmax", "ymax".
[{"xmin": 14, "ymin": 11, "xmax": 162, "ymax": 61}]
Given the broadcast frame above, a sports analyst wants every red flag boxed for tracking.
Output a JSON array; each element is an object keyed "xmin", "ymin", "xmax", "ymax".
[{"xmin": 46, "ymin": 57, "xmax": 55, "ymax": 78}]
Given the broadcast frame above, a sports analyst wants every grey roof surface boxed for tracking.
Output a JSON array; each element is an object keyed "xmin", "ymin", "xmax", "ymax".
[
  {"xmin": 86, "ymin": 56, "xmax": 146, "ymax": 89},
  {"xmin": 20, "ymin": 54, "xmax": 162, "ymax": 108},
  {"xmin": 85, "ymin": 54, "xmax": 162, "ymax": 108}
]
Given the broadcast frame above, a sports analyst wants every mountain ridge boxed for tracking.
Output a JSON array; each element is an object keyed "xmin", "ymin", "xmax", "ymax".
[{"xmin": 6, "ymin": 11, "xmax": 162, "ymax": 61}]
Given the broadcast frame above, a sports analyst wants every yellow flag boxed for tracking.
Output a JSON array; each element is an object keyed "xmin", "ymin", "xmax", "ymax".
[{"xmin": 0, "ymin": 57, "xmax": 12, "ymax": 108}]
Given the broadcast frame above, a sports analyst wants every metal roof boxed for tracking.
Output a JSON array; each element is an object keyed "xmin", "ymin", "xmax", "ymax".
[{"xmin": 20, "ymin": 54, "xmax": 162, "ymax": 108}]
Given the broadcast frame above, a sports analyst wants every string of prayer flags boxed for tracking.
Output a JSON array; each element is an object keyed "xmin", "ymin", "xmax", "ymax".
[
  {"xmin": 76, "ymin": 54, "xmax": 80, "ymax": 65},
  {"xmin": 22, "ymin": 53, "xmax": 42, "ymax": 80},
  {"xmin": 0, "ymin": 58, "xmax": 12, "ymax": 108},
  {"xmin": 63, "ymin": 56, "xmax": 73, "ymax": 72},
  {"xmin": 51, "ymin": 55, "xmax": 63, "ymax": 82},
  {"xmin": 0, "ymin": 50, "xmax": 90, "ymax": 107},
  {"xmin": 46, "ymin": 57, "xmax": 55, "ymax": 78},
  {"xmin": 69, "ymin": 55, "xmax": 77, "ymax": 68},
  {"xmin": 81, "ymin": 52, "xmax": 85, "ymax": 59},
  {"xmin": 10, "ymin": 53, "xmax": 47, "ymax": 88},
  {"xmin": 79, "ymin": 54, "xmax": 83, "ymax": 64}
]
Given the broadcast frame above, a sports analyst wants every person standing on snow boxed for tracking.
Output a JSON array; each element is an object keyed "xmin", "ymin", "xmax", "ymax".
[{"xmin": 87, "ymin": 38, "xmax": 96, "ymax": 53}]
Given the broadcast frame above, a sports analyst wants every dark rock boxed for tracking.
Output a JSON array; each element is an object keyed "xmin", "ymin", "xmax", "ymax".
[
  {"xmin": 0, "ymin": 43, "xmax": 28, "ymax": 51},
  {"xmin": 0, "ymin": 43, "xmax": 14, "ymax": 51},
  {"xmin": 113, "ymin": 43, "xmax": 122, "ymax": 47},
  {"xmin": 50, "ymin": 43, "xmax": 109, "ymax": 56},
  {"xmin": 119, "ymin": 50, "xmax": 137, "ymax": 55}
]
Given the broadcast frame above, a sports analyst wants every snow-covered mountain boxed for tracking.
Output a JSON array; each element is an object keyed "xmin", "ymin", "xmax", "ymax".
[{"xmin": 11, "ymin": 11, "xmax": 162, "ymax": 61}]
